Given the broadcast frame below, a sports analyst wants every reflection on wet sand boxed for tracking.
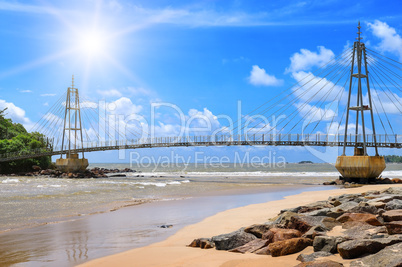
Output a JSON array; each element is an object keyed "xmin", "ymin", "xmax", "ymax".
[{"xmin": 0, "ymin": 185, "xmax": 332, "ymax": 266}]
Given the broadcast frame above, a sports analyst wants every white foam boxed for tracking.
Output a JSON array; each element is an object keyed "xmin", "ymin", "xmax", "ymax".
[{"xmin": 2, "ymin": 178, "xmax": 19, "ymax": 183}]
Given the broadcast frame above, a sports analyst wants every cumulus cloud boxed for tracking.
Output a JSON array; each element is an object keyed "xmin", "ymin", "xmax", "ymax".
[
  {"xmin": 0, "ymin": 99, "xmax": 32, "ymax": 129},
  {"xmin": 286, "ymin": 46, "xmax": 335, "ymax": 73},
  {"xmin": 248, "ymin": 65, "xmax": 283, "ymax": 86},
  {"xmin": 291, "ymin": 71, "xmax": 346, "ymax": 102},
  {"xmin": 368, "ymin": 20, "xmax": 402, "ymax": 60},
  {"xmin": 109, "ymin": 97, "xmax": 143, "ymax": 115}
]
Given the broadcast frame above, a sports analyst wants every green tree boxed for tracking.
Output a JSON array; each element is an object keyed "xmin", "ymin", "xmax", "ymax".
[{"xmin": 0, "ymin": 108, "xmax": 51, "ymax": 173}]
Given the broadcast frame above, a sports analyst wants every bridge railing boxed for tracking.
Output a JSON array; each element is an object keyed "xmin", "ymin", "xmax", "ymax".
[
  {"xmin": 0, "ymin": 134, "xmax": 400, "ymax": 160},
  {"xmin": 50, "ymin": 133, "xmax": 401, "ymax": 152}
]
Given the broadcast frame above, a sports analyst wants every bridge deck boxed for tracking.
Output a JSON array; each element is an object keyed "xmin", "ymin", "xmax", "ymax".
[{"xmin": 0, "ymin": 134, "xmax": 400, "ymax": 162}]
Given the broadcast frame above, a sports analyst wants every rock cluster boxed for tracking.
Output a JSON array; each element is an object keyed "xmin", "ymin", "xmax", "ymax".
[
  {"xmin": 188, "ymin": 187, "xmax": 402, "ymax": 266},
  {"xmin": 324, "ymin": 177, "xmax": 402, "ymax": 186},
  {"xmin": 11, "ymin": 167, "xmax": 136, "ymax": 178}
]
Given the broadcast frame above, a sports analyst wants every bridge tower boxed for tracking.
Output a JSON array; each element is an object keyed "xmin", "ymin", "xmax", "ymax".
[
  {"xmin": 55, "ymin": 75, "xmax": 89, "ymax": 172},
  {"xmin": 335, "ymin": 22, "xmax": 386, "ymax": 180}
]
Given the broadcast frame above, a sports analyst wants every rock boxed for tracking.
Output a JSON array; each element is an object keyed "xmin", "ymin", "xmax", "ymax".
[
  {"xmin": 330, "ymin": 201, "xmax": 358, "ymax": 213},
  {"xmin": 305, "ymin": 208, "xmax": 331, "ymax": 217},
  {"xmin": 382, "ymin": 210, "xmax": 402, "ymax": 222},
  {"xmin": 367, "ymin": 201, "xmax": 386, "ymax": 209},
  {"xmin": 385, "ymin": 199, "xmax": 402, "ymax": 210},
  {"xmin": 262, "ymin": 228, "xmax": 302, "ymax": 242},
  {"xmin": 337, "ymin": 235, "xmax": 402, "ymax": 259},
  {"xmin": 158, "ymin": 224, "xmax": 173, "ymax": 228},
  {"xmin": 296, "ymin": 251, "xmax": 333, "ymax": 262},
  {"xmin": 302, "ymin": 225, "xmax": 326, "ymax": 239},
  {"xmin": 108, "ymin": 174, "xmax": 127, "ymax": 177},
  {"xmin": 32, "ymin": 165, "xmax": 41, "ymax": 171},
  {"xmin": 268, "ymin": 237, "xmax": 313, "ymax": 257},
  {"xmin": 188, "ymin": 238, "xmax": 214, "ymax": 249},
  {"xmin": 349, "ymin": 242, "xmax": 402, "ymax": 267},
  {"xmin": 211, "ymin": 229, "xmax": 257, "ymax": 250},
  {"xmin": 294, "ymin": 260, "xmax": 344, "ymax": 267},
  {"xmin": 342, "ymin": 224, "xmax": 387, "ymax": 239},
  {"xmin": 392, "ymin": 178, "xmax": 402, "ymax": 184},
  {"xmin": 244, "ymin": 223, "xmax": 272, "ymax": 238},
  {"xmin": 313, "ymin": 236, "xmax": 349, "ymax": 254},
  {"xmin": 254, "ymin": 246, "xmax": 270, "ymax": 255},
  {"xmin": 385, "ymin": 221, "xmax": 402, "ymax": 235},
  {"xmin": 336, "ymin": 213, "xmax": 382, "ymax": 226},
  {"xmin": 286, "ymin": 215, "xmax": 335, "ymax": 233},
  {"xmin": 348, "ymin": 203, "xmax": 378, "ymax": 215},
  {"xmin": 270, "ymin": 211, "xmax": 299, "ymax": 226},
  {"xmin": 229, "ymin": 239, "xmax": 270, "ymax": 253}
]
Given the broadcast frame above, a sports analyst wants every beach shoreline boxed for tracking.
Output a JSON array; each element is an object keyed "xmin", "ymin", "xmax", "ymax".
[{"xmin": 80, "ymin": 184, "xmax": 402, "ymax": 267}]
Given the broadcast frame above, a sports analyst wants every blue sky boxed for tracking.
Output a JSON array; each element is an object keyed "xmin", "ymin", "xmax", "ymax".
[{"xmin": 0, "ymin": 0, "xmax": 401, "ymax": 164}]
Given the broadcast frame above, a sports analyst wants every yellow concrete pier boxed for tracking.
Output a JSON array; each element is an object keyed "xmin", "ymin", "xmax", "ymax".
[{"xmin": 55, "ymin": 153, "xmax": 88, "ymax": 173}]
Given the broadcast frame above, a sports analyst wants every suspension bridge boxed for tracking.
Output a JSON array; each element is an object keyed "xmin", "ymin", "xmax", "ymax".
[{"xmin": 0, "ymin": 24, "xmax": 401, "ymax": 178}]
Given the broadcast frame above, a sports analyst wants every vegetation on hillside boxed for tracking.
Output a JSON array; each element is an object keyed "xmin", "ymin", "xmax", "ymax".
[
  {"xmin": 0, "ymin": 108, "xmax": 51, "ymax": 173},
  {"xmin": 383, "ymin": 155, "xmax": 402, "ymax": 163}
]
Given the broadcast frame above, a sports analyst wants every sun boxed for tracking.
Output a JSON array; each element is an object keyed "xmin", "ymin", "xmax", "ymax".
[{"xmin": 79, "ymin": 30, "xmax": 108, "ymax": 57}]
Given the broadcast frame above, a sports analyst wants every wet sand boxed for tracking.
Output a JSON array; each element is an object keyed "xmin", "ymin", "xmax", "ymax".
[
  {"xmin": 0, "ymin": 184, "xmax": 331, "ymax": 266},
  {"xmin": 81, "ymin": 184, "xmax": 402, "ymax": 267}
]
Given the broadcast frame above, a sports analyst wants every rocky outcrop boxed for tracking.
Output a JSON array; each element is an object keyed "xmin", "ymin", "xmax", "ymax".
[
  {"xmin": 189, "ymin": 186, "xmax": 402, "ymax": 264},
  {"xmin": 211, "ymin": 229, "xmax": 256, "ymax": 250}
]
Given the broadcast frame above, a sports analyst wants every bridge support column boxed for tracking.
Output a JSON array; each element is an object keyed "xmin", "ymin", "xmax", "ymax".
[{"xmin": 55, "ymin": 153, "xmax": 88, "ymax": 173}]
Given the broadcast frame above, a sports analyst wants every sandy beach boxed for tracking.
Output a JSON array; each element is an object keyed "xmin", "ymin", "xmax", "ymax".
[{"xmin": 80, "ymin": 184, "xmax": 402, "ymax": 267}]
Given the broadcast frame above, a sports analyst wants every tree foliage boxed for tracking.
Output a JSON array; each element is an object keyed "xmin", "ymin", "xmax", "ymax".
[
  {"xmin": 383, "ymin": 155, "xmax": 402, "ymax": 163},
  {"xmin": 0, "ymin": 108, "xmax": 51, "ymax": 173}
]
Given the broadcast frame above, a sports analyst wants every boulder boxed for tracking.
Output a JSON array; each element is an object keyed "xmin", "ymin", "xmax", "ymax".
[
  {"xmin": 348, "ymin": 203, "xmax": 378, "ymax": 215},
  {"xmin": 294, "ymin": 259, "xmax": 344, "ymax": 267},
  {"xmin": 254, "ymin": 246, "xmax": 270, "ymax": 255},
  {"xmin": 228, "ymin": 239, "xmax": 270, "ymax": 253},
  {"xmin": 296, "ymin": 251, "xmax": 333, "ymax": 262},
  {"xmin": 244, "ymin": 223, "xmax": 272, "ymax": 238},
  {"xmin": 367, "ymin": 201, "xmax": 386, "ymax": 209},
  {"xmin": 262, "ymin": 228, "xmax": 302, "ymax": 242},
  {"xmin": 305, "ymin": 208, "xmax": 331, "ymax": 217},
  {"xmin": 349, "ymin": 242, "xmax": 402, "ymax": 267},
  {"xmin": 337, "ymin": 235, "xmax": 402, "ymax": 259},
  {"xmin": 384, "ymin": 221, "xmax": 402, "ymax": 235},
  {"xmin": 336, "ymin": 213, "xmax": 382, "ymax": 226},
  {"xmin": 188, "ymin": 238, "xmax": 215, "ymax": 249},
  {"xmin": 342, "ymin": 224, "xmax": 387, "ymax": 239},
  {"xmin": 211, "ymin": 229, "xmax": 257, "ymax": 250},
  {"xmin": 268, "ymin": 237, "xmax": 313, "ymax": 257},
  {"xmin": 382, "ymin": 210, "xmax": 402, "ymax": 222},
  {"xmin": 302, "ymin": 225, "xmax": 326, "ymax": 239},
  {"xmin": 385, "ymin": 199, "xmax": 402, "ymax": 210},
  {"xmin": 313, "ymin": 236, "xmax": 349, "ymax": 254}
]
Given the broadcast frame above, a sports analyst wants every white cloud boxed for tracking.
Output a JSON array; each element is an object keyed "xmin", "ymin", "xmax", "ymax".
[
  {"xmin": 97, "ymin": 89, "xmax": 122, "ymax": 98},
  {"xmin": 20, "ymin": 90, "xmax": 32, "ymax": 93},
  {"xmin": 248, "ymin": 65, "xmax": 283, "ymax": 86},
  {"xmin": 295, "ymin": 103, "xmax": 337, "ymax": 124},
  {"xmin": 291, "ymin": 71, "xmax": 346, "ymax": 102},
  {"xmin": 0, "ymin": 99, "xmax": 32, "ymax": 129},
  {"xmin": 286, "ymin": 46, "xmax": 335, "ymax": 73},
  {"xmin": 41, "ymin": 93, "xmax": 56, "ymax": 97},
  {"xmin": 368, "ymin": 20, "xmax": 402, "ymax": 60},
  {"xmin": 109, "ymin": 97, "xmax": 142, "ymax": 115}
]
